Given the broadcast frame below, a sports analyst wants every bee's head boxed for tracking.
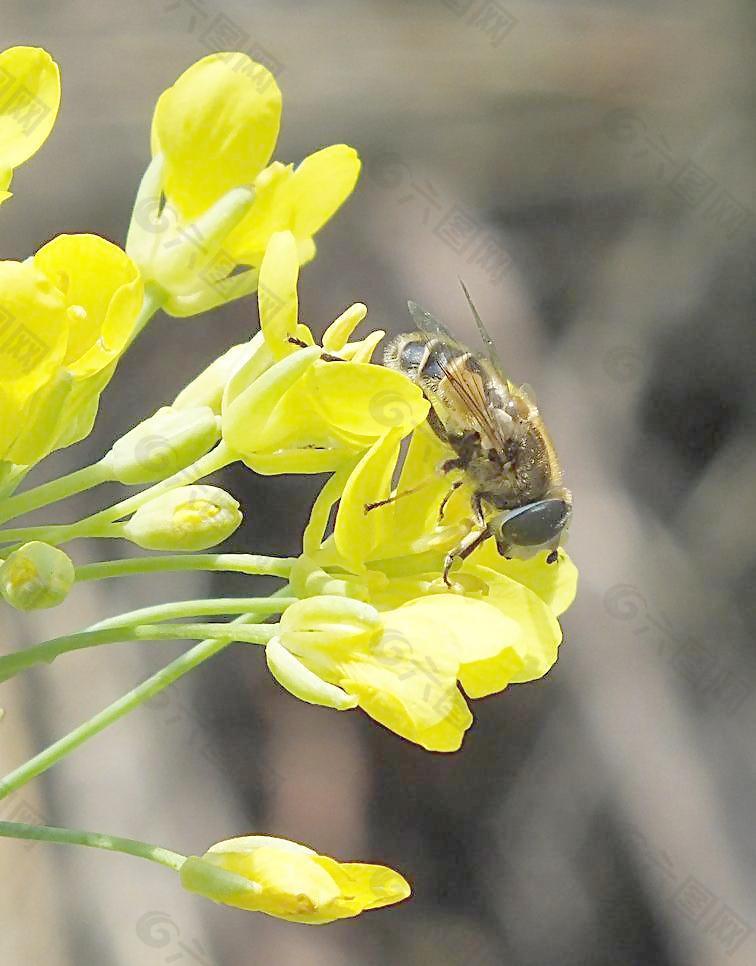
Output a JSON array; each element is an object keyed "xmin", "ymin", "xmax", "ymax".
[{"xmin": 491, "ymin": 491, "xmax": 572, "ymax": 560}]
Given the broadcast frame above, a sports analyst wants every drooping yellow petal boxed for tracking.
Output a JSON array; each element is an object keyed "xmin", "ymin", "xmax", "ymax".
[
  {"xmin": 474, "ymin": 541, "xmax": 579, "ymax": 616},
  {"xmin": 472, "ymin": 564, "xmax": 563, "ymax": 683},
  {"xmin": 152, "ymin": 52, "xmax": 281, "ymax": 221},
  {"xmin": 0, "ymin": 47, "xmax": 60, "ymax": 202}
]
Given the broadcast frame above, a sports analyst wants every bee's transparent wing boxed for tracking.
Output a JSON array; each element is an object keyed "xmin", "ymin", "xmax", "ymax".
[
  {"xmin": 406, "ymin": 299, "xmax": 456, "ymax": 343},
  {"xmin": 405, "ymin": 297, "xmax": 511, "ymax": 449},
  {"xmin": 458, "ymin": 279, "xmax": 510, "ymax": 383}
]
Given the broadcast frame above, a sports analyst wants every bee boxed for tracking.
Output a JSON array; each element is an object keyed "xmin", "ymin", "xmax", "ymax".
[{"xmin": 382, "ymin": 282, "xmax": 572, "ymax": 585}]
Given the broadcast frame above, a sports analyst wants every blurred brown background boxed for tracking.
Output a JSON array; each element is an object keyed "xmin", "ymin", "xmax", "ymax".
[{"xmin": 1, "ymin": 0, "xmax": 755, "ymax": 964}]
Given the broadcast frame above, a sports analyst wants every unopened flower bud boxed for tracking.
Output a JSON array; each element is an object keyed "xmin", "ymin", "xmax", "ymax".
[
  {"xmin": 179, "ymin": 836, "xmax": 410, "ymax": 923},
  {"xmin": 0, "ymin": 541, "xmax": 75, "ymax": 610},
  {"xmin": 122, "ymin": 484, "xmax": 242, "ymax": 551},
  {"xmin": 104, "ymin": 406, "xmax": 220, "ymax": 484}
]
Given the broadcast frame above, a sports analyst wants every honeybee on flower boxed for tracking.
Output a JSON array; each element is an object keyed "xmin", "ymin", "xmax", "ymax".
[{"xmin": 382, "ymin": 283, "xmax": 572, "ymax": 584}]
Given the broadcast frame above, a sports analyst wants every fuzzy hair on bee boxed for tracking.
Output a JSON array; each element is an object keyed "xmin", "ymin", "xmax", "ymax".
[{"xmin": 383, "ymin": 283, "xmax": 572, "ymax": 584}]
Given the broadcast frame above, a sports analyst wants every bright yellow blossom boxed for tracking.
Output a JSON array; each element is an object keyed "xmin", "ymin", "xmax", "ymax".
[
  {"xmin": 179, "ymin": 835, "xmax": 410, "ymax": 924},
  {"xmin": 221, "ymin": 230, "xmax": 428, "ymax": 473},
  {"xmin": 0, "ymin": 46, "xmax": 60, "ymax": 205},
  {"xmin": 0, "ymin": 234, "xmax": 143, "ymax": 466},
  {"xmin": 127, "ymin": 52, "xmax": 360, "ymax": 317},
  {"xmin": 259, "ymin": 417, "xmax": 577, "ymax": 751}
]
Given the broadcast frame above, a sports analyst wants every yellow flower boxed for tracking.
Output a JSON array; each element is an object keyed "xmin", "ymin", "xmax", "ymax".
[
  {"xmin": 179, "ymin": 835, "xmax": 410, "ymax": 924},
  {"xmin": 0, "ymin": 234, "xmax": 143, "ymax": 465},
  {"xmin": 220, "ymin": 230, "xmax": 429, "ymax": 473},
  {"xmin": 259, "ymin": 414, "xmax": 577, "ymax": 751},
  {"xmin": 127, "ymin": 53, "xmax": 360, "ymax": 317},
  {"xmin": 0, "ymin": 46, "xmax": 60, "ymax": 205}
]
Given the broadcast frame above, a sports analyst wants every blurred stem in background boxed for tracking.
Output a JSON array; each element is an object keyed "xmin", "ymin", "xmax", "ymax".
[{"xmin": 0, "ymin": 591, "xmax": 292, "ymax": 800}]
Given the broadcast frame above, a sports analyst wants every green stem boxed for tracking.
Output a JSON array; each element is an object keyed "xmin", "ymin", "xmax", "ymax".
[
  {"xmin": 0, "ymin": 600, "xmax": 284, "ymax": 801},
  {"xmin": 0, "ymin": 619, "xmax": 277, "ymax": 683},
  {"xmin": 0, "ymin": 461, "xmax": 111, "ymax": 526},
  {"xmin": 0, "ymin": 820, "xmax": 186, "ymax": 871},
  {"xmin": 89, "ymin": 596, "xmax": 296, "ymax": 631},
  {"xmin": 75, "ymin": 553, "xmax": 295, "ymax": 583},
  {"xmin": 0, "ymin": 441, "xmax": 235, "ymax": 549}
]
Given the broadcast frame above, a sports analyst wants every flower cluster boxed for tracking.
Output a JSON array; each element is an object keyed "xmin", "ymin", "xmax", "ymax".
[{"xmin": 0, "ymin": 43, "xmax": 577, "ymax": 926}]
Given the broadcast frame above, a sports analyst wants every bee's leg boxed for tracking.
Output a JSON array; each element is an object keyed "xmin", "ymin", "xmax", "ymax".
[
  {"xmin": 437, "ymin": 478, "xmax": 464, "ymax": 523},
  {"xmin": 440, "ymin": 457, "xmax": 464, "ymax": 474},
  {"xmin": 443, "ymin": 526, "xmax": 491, "ymax": 587},
  {"xmin": 471, "ymin": 491, "xmax": 486, "ymax": 527},
  {"xmin": 364, "ymin": 477, "xmax": 435, "ymax": 513},
  {"xmin": 546, "ymin": 548, "xmax": 559, "ymax": 565}
]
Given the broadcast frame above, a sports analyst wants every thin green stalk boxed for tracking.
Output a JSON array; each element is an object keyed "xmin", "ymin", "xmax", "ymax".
[
  {"xmin": 89, "ymin": 595, "xmax": 296, "ymax": 631},
  {"xmin": 75, "ymin": 553, "xmax": 295, "ymax": 583},
  {"xmin": 0, "ymin": 619, "xmax": 277, "ymax": 683},
  {"xmin": 0, "ymin": 461, "xmax": 112, "ymax": 526},
  {"xmin": 0, "ymin": 600, "xmax": 284, "ymax": 801},
  {"xmin": 0, "ymin": 820, "xmax": 185, "ymax": 871}
]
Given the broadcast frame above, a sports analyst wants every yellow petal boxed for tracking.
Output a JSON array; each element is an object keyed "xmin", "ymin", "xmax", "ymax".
[
  {"xmin": 314, "ymin": 857, "xmax": 411, "ymax": 912},
  {"xmin": 33, "ymin": 234, "xmax": 143, "ymax": 374},
  {"xmin": 338, "ymin": 605, "xmax": 469, "ymax": 751},
  {"xmin": 334, "ymin": 429, "xmax": 403, "ymax": 567},
  {"xmin": 288, "ymin": 144, "xmax": 361, "ymax": 238},
  {"xmin": 472, "ymin": 564, "xmax": 563, "ymax": 683},
  {"xmin": 302, "ymin": 465, "xmax": 354, "ymax": 556},
  {"xmin": 392, "ymin": 594, "xmax": 525, "ymax": 699},
  {"xmin": 226, "ymin": 145, "xmax": 360, "ymax": 264},
  {"xmin": 305, "ymin": 361, "xmax": 429, "ymax": 439},
  {"xmin": 221, "ymin": 344, "xmax": 320, "ymax": 457},
  {"xmin": 258, "ymin": 230, "xmax": 299, "ymax": 358},
  {"xmin": 474, "ymin": 543, "xmax": 579, "ymax": 616},
  {"xmin": 152, "ymin": 53, "xmax": 281, "ymax": 221},
  {"xmin": 266, "ymin": 637, "xmax": 358, "ymax": 710},
  {"xmin": 224, "ymin": 160, "xmax": 294, "ymax": 259},
  {"xmin": 322, "ymin": 302, "xmax": 367, "ymax": 352},
  {"xmin": 0, "ymin": 259, "xmax": 68, "ymax": 457},
  {"xmin": 0, "ymin": 47, "xmax": 60, "ymax": 192}
]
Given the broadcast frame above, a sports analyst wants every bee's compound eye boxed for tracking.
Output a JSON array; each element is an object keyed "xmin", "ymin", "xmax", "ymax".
[{"xmin": 498, "ymin": 498, "xmax": 571, "ymax": 548}]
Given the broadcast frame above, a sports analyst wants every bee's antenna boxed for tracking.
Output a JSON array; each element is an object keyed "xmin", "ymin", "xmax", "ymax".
[{"xmin": 458, "ymin": 277, "xmax": 494, "ymax": 355}]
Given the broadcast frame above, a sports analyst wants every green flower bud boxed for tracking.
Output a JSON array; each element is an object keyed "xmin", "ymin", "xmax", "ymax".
[
  {"xmin": 104, "ymin": 406, "xmax": 221, "ymax": 484},
  {"xmin": 0, "ymin": 541, "xmax": 75, "ymax": 610},
  {"xmin": 122, "ymin": 484, "xmax": 242, "ymax": 551}
]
